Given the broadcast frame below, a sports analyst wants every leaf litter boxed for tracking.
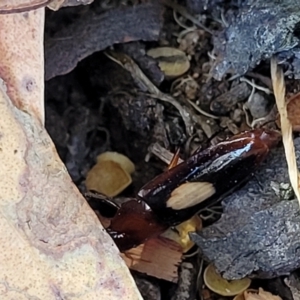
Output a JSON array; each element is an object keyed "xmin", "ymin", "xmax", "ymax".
[{"xmin": 44, "ymin": 0, "xmax": 300, "ymax": 299}]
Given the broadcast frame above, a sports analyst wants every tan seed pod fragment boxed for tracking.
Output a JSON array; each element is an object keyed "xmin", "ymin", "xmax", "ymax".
[
  {"xmin": 234, "ymin": 289, "xmax": 259, "ymax": 300},
  {"xmin": 161, "ymin": 215, "xmax": 202, "ymax": 252},
  {"xmin": 97, "ymin": 151, "xmax": 135, "ymax": 175},
  {"xmin": 244, "ymin": 288, "xmax": 282, "ymax": 300},
  {"xmin": 204, "ymin": 264, "xmax": 251, "ymax": 297},
  {"xmin": 147, "ymin": 47, "xmax": 190, "ymax": 79},
  {"xmin": 85, "ymin": 160, "xmax": 132, "ymax": 197}
]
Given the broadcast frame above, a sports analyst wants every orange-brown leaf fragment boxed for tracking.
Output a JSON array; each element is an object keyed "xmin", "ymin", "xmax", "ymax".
[
  {"xmin": 121, "ymin": 237, "xmax": 182, "ymax": 282},
  {"xmin": 281, "ymin": 92, "xmax": 300, "ymax": 132},
  {"xmin": 245, "ymin": 288, "xmax": 282, "ymax": 300}
]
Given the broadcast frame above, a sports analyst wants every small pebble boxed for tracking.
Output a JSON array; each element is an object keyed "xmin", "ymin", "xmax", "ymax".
[{"xmin": 246, "ymin": 92, "xmax": 272, "ymax": 119}]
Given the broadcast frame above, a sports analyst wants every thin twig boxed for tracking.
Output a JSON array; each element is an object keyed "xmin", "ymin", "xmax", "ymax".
[
  {"xmin": 187, "ymin": 99, "xmax": 219, "ymax": 119},
  {"xmin": 162, "ymin": 0, "xmax": 214, "ymax": 35},
  {"xmin": 240, "ymin": 77, "xmax": 272, "ymax": 95}
]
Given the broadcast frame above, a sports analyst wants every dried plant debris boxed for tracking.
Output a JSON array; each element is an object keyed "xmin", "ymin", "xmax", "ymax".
[
  {"xmin": 171, "ymin": 262, "xmax": 198, "ymax": 300},
  {"xmin": 280, "ymin": 91, "xmax": 300, "ymax": 132},
  {"xmin": 245, "ymin": 288, "xmax": 282, "ymax": 300},
  {"xmin": 133, "ymin": 274, "xmax": 161, "ymax": 300},
  {"xmin": 186, "ymin": 0, "xmax": 244, "ymax": 14},
  {"xmin": 210, "ymin": 81, "xmax": 252, "ymax": 115},
  {"xmin": 105, "ymin": 50, "xmax": 195, "ymax": 136},
  {"xmin": 284, "ymin": 272, "xmax": 300, "ymax": 300},
  {"xmin": 117, "ymin": 42, "xmax": 165, "ymax": 86},
  {"xmin": 48, "ymin": 0, "xmax": 93, "ymax": 10},
  {"xmin": 45, "ymin": 2, "xmax": 164, "ymax": 80},
  {"xmin": 271, "ymin": 58, "xmax": 300, "ymax": 203},
  {"xmin": 211, "ymin": 0, "xmax": 300, "ymax": 80},
  {"xmin": 121, "ymin": 237, "xmax": 182, "ymax": 282},
  {"xmin": 85, "ymin": 152, "xmax": 135, "ymax": 197},
  {"xmin": 190, "ymin": 138, "xmax": 300, "ymax": 280},
  {"xmin": 108, "ymin": 92, "xmax": 158, "ymax": 137},
  {"xmin": 234, "ymin": 289, "xmax": 259, "ymax": 300}
]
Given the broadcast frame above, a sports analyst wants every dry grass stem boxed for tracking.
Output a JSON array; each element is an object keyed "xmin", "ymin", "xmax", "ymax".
[{"xmin": 271, "ymin": 57, "xmax": 300, "ymax": 205}]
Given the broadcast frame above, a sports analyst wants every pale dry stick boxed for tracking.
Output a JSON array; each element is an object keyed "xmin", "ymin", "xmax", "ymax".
[
  {"xmin": 271, "ymin": 57, "xmax": 300, "ymax": 204},
  {"xmin": 146, "ymin": 142, "xmax": 184, "ymax": 165},
  {"xmin": 173, "ymin": 9, "xmax": 190, "ymax": 30},
  {"xmin": 240, "ymin": 77, "xmax": 273, "ymax": 95},
  {"xmin": 187, "ymin": 99, "xmax": 219, "ymax": 120},
  {"xmin": 196, "ymin": 257, "xmax": 204, "ymax": 293},
  {"xmin": 227, "ymin": 73, "xmax": 242, "ymax": 81},
  {"xmin": 183, "ymin": 247, "xmax": 199, "ymax": 259},
  {"xmin": 243, "ymin": 79, "xmax": 256, "ymax": 128},
  {"xmin": 177, "ymin": 26, "xmax": 198, "ymax": 43},
  {"xmin": 104, "ymin": 51, "xmax": 194, "ymax": 135},
  {"xmin": 207, "ymin": 50, "xmax": 217, "ymax": 61},
  {"xmin": 221, "ymin": 8, "xmax": 229, "ymax": 27}
]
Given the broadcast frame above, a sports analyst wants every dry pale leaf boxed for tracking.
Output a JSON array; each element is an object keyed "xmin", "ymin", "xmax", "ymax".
[
  {"xmin": 245, "ymin": 288, "xmax": 282, "ymax": 300},
  {"xmin": 0, "ymin": 79, "xmax": 142, "ymax": 299},
  {"xmin": 271, "ymin": 57, "xmax": 300, "ymax": 204},
  {"xmin": 0, "ymin": 8, "xmax": 142, "ymax": 299}
]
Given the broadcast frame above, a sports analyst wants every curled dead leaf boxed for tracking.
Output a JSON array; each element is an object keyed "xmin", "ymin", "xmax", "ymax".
[
  {"xmin": 97, "ymin": 152, "xmax": 135, "ymax": 175},
  {"xmin": 87, "ymin": 151, "xmax": 135, "ymax": 197},
  {"xmin": 85, "ymin": 160, "xmax": 132, "ymax": 197}
]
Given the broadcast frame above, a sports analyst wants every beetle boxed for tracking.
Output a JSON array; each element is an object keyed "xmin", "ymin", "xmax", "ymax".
[{"xmin": 104, "ymin": 129, "xmax": 281, "ymax": 251}]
